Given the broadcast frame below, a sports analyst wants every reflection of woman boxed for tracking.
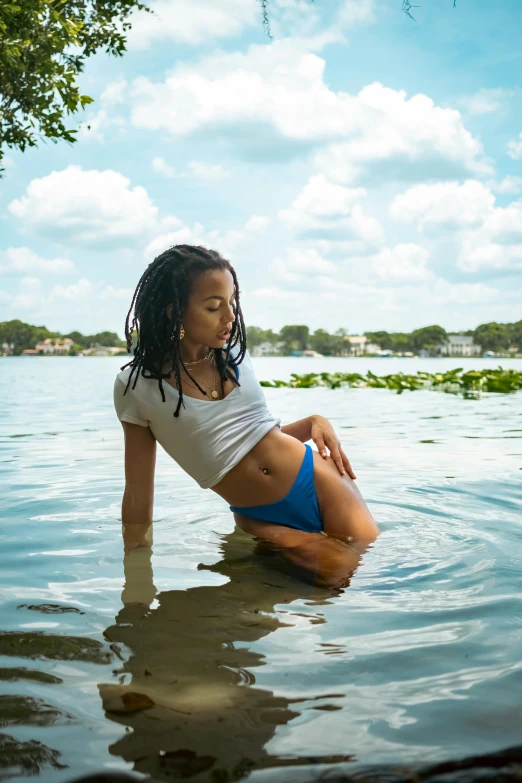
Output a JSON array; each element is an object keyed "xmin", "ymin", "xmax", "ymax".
[
  {"xmin": 102, "ymin": 531, "xmax": 354, "ymax": 780},
  {"xmin": 114, "ymin": 245, "xmax": 378, "ymax": 587}
]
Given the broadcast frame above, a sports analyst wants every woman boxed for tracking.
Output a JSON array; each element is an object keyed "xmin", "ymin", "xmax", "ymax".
[{"xmin": 114, "ymin": 245, "xmax": 379, "ymax": 587}]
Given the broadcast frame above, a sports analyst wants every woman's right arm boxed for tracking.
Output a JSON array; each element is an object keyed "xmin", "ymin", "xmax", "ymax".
[{"xmin": 121, "ymin": 421, "xmax": 157, "ymax": 553}]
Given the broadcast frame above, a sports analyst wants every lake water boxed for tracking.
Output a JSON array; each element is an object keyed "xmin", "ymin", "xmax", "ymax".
[{"xmin": 1, "ymin": 356, "xmax": 521, "ymax": 782}]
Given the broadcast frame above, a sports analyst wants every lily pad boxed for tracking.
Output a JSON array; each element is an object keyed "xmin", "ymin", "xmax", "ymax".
[
  {"xmin": 0, "ymin": 695, "xmax": 71, "ymax": 727},
  {"xmin": 0, "ymin": 732, "xmax": 66, "ymax": 776},
  {"xmin": 17, "ymin": 603, "xmax": 85, "ymax": 615},
  {"xmin": 0, "ymin": 667, "xmax": 63, "ymax": 684},
  {"xmin": 0, "ymin": 631, "xmax": 113, "ymax": 664}
]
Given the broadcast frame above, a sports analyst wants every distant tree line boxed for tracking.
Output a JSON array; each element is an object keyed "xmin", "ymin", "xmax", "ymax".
[
  {"xmin": 246, "ymin": 321, "xmax": 522, "ymax": 356},
  {"xmin": 2, "ymin": 318, "xmax": 521, "ymax": 357},
  {"xmin": 0, "ymin": 320, "xmax": 125, "ymax": 355}
]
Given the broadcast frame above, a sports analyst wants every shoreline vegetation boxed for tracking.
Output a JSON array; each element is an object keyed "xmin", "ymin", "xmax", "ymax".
[
  {"xmin": 1, "ymin": 319, "xmax": 521, "ymax": 359},
  {"xmin": 260, "ymin": 367, "xmax": 522, "ymax": 398}
]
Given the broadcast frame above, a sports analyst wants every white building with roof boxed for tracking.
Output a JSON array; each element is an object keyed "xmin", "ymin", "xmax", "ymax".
[
  {"xmin": 346, "ymin": 336, "xmax": 381, "ymax": 356},
  {"xmin": 35, "ymin": 338, "xmax": 74, "ymax": 355},
  {"xmin": 439, "ymin": 335, "xmax": 481, "ymax": 357}
]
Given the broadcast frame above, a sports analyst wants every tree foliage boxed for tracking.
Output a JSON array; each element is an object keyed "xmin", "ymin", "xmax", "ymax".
[
  {"xmin": 0, "ymin": 0, "xmax": 149, "ymax": 172},
  {"xmin": 279, "ymin": 324, "xmax": 310, "ymax": 353},
  {"xmin": 0, "ymin": 319, "xmax": 125, "ymax": 354},
  {"xmin": 473, "ymin": 321, "xmax": 521, "ymax": 353},
  {"xmin": 247, "ymin": 320, "xmax": 522, "ymax": 357},
  {"xmin": 411, "ymin": 325, "xmax": 447, "ymax": 353}
]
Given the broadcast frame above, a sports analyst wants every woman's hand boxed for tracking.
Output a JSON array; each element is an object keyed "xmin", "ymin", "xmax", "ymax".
[{"xmin": 310, "ymin": 415, "xmax": 356, "ymax": 479}]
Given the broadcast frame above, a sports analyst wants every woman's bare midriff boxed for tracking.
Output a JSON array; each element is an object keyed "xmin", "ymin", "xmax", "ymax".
[{"xmin": 211, "ymin": 426, "xmax": 379, "ymax": 546}]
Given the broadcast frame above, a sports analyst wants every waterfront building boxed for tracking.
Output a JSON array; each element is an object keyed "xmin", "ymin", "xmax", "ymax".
[
  {"xmin": 347, "ymin": 336, "xmax": 381, "ymax": 356},
  {"xmin": 439, "ymin": 335, "xmax": 481, "ymax": 357},
  {"xmin": 34, "ymin": 337, "xmax": 74, "ymax": 355}
]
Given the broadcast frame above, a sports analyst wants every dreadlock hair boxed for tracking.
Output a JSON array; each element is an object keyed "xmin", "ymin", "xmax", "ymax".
[{"xmin": 120, "ymin": 244, "xmax": 247, "ymax": 417}]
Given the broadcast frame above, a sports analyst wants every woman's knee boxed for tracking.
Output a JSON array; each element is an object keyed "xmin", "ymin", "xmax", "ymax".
[
  {"xmin": 313, "ymin": 455, "xmax": 379, "ymax": 544},
  {"xmin": 233, "ymin": 512, "xmax": 323, "ymax": 549}
]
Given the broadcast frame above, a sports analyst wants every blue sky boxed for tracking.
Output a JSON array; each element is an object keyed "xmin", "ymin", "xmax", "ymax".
[{"xmin": 1, "ymin": 0, "xmax": 521, "ymax": 338}]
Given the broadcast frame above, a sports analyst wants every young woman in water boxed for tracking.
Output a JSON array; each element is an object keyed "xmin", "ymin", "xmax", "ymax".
[{"xmin": 114, "ymin": 245, "xmax": 379, "ymax": 587}]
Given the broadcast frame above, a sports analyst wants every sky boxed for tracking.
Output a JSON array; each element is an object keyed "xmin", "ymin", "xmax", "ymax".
[{"xmin": 1, "ymin": 0, "xmax": 522, "ymax": 339}]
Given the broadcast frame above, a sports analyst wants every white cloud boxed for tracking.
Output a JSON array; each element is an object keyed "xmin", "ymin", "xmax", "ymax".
[
  {"xmin": 144, "ymin": 213, "xmax": 271, "ymax": 261},
  {"xmin": 270, "ymin": 246, "xmax": 337, "ymax": 284},
  {"xmin": 247, "ymin": 273, "xmax": 511, "ymax": 333},
  {"xmin": 315, "ymin": 84, "xmax": 492, "ymax": 185},
  {"xmin": 152, "ymin": 157, "xmax": 178, "ymax": 178},
  {"xmin": 5, "ymin": 276, "xmax": 135, "ymax": 330},
  {"xmin": 77, "ymin": 109, "xmax": 126, "ymax": 143},
  {"xmin": 101, "ymin": 78, "xmax": 127, "ymax": 105},
  {"xmin": 126, "ymin": 0, "xmax": 375, "ymax": 51},
  {"xmin": 280, "ymin": 174, "xmax": 366, "ymax": 226},
  {"xmin": 99, "ymin": 285, "xmax": 134, "ymax": 301},
  {"xmin": 278, "ymin": 174, "xmax": 383, "ymax": 255},
  {"xmin": 389, "ymin": 180, "xmax": 495, "ymax": 232},
  {"xmin": 0, "ymin": 247, "xmax": 74, "ymax": 275},
  {"xmin": 78, "ymin": 109, "xmax": 109, "ymax": 141},
  {"xmin": 369, "ymin": 243, "xmax": 431, "ymax": 284},
  {"xmin": 127, "ymin": 0, "xmax": 257, "ymax": 49},
  {"xmin": 268, "ymin": 240, "xmax": 431, "ymax": 293},
  {"xmin": 458, "ymin": 200, "xmax": 522, "ymax": 273},
  {"xmin": 49, "ymin": 278, "xmax": 93, "ymax": 301},
  {"xmin": 507, "ymin": 132, "xmax": 522, "ymax": 160},
  {"xmin": 460, "ymin": 88, "xmax": 515, "ymax": 116},
  {"xmin": 458, "ymin": 241, "xmax": 522, "ymax": 274},
  {"xmin": 487, "ymin": 176, "xmax": 522, "ymax": 195},
  {"xmin": 389, "ymin": 180, "xmax": 522, "ymax": 274},
  {"xmin": 10, "ymin": 277, "xmax": 42, "ymax": 311},
  {"xmin": 244, "ymin": 215, "xmax": 271, "ymax": 232},
  {"xmin": 9, "ymin": 166, "xmax": 159, "ymax": 247},
  {"xmin": 187, "ymin": 161, "xmax": 230, "ymax": 181},
  {"xmin": 152, "ymin": 157, "xmax": 230, "ymax": 181},
  {"xmin": 78, "ymin": 80, "xmax": 127, "ymax": 142},
  {"xmin": 337, "ymin": 0, "xmax": 375, "ymax": 27},
  {"xmin": 130, "ymin": 42, "xmax": 490, "ymax": 183}
]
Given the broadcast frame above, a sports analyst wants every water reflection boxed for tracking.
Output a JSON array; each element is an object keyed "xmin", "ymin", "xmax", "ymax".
[{"xmin": 100, "ymin": 530, "xmax": 356, "ymax": 781}]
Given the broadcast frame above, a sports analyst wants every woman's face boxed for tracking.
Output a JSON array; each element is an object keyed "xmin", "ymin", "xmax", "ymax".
[{"xmin": 178, "ymin": 268, "xmax": 236, "ymax": 348}]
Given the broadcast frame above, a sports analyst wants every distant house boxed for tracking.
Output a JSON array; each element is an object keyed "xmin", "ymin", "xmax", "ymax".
[
  {"xmin": 34, "ymin": 337, "xmax": 74, "ymax": 355},
  {"xmin": 21, "ymin": 349, "xmax": 39, "ymax": 355},
  {"xmin": 1, "ymin": 342, "xmax": 14, "ymax": 356},
  {"xmin": 251, "ymin": 341, "xmax": 285, "ymax": 357},
  {"xmin": 346, "ymin": 336, "xmax": 381, "ymax": 356},
  {"xmin": 251, "ymin": 341, "xmax": 275, "ymax": 357},
  {"xmin": 439, "ymin": 335, "xmax": 481, "ymax": 357},
  {"xmin": 347, "ymin": 336, "xmax": 366, "ymax": 356}
]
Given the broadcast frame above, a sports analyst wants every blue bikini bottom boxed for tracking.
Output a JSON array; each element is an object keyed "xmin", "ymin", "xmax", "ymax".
[{"xmin": 229, "ymin": 443, "xmax": 323, "ymax": 533}]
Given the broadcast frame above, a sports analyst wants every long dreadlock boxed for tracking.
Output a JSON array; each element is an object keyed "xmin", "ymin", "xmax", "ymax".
[{"xmin": 120, "ymin": 244, "xmax": 247, "ymax": 417}]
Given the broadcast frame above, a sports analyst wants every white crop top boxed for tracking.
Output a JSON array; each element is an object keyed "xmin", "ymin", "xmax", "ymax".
[{"xmin": 113, "ymin": 349, "xmax": 281, "ymax": 489}]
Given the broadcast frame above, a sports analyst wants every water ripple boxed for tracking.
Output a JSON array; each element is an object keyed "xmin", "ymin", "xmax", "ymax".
[{"xmin": 1, "ymin": 357, "xmax": 522, "ymax": 780}]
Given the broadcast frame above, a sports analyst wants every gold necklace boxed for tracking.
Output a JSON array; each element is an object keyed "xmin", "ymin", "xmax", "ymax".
[
  {"xmin": 183, "ymin": 357, "xmax": 219, "ymax": 399},
  {"xmin": 182, "ymin": 349, "xmax": 213, "ymax": 367}
]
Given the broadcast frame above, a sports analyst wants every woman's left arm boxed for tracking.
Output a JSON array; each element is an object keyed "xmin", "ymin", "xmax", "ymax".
[{"xmin": 280, "ymin": 415, "xmax": 356, "ymax": 479}]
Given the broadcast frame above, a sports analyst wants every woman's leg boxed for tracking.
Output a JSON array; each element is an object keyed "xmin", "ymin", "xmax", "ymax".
[
  {"xmin": 233, "ymin": 452, "xmax": 379, "ymax": 588},
  {"xmin": 311, "ymin": 450, "xmax": 379, "ymax": 550},
  {"xmin": 233, "ymin": 512, "xmax": 360, "ymax": 588}
]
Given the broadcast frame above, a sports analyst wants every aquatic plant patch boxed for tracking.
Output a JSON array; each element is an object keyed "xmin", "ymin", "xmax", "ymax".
[{"xmin": 260, "ymin": 367, "xmax": 522, "ymax": 398}]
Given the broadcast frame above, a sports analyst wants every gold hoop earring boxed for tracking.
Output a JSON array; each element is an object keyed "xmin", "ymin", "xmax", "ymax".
[{"xmin": 170, "ymin": 324, "xmax": 185, "ymax": 341}]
